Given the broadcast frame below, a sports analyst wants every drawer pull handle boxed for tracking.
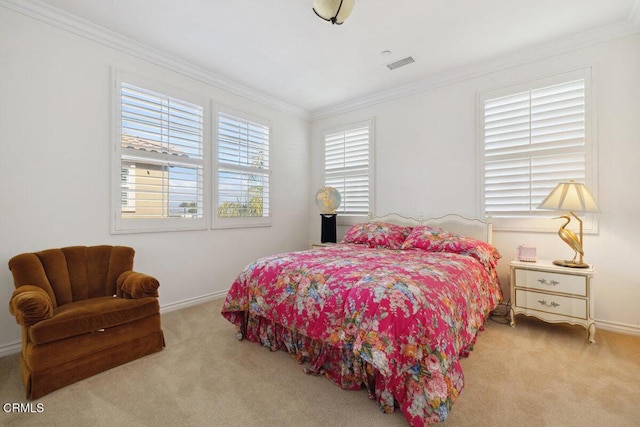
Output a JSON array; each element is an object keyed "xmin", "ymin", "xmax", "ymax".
[
  {"xmin": 537, "ymin": 279, "xmax": 559, "ymax": 286},
  {"xmin": 537, "ymin": 299, "xmax": 560, "ymax": 308}
]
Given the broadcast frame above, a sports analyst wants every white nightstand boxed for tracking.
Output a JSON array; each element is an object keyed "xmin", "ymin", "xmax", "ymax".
[
  {"xmin": 310, "ymin": 242, "xmax": 335, "ymax": 249},
  {"xmin": 509, "ymin": 259, "xmax": 596, "ymax": 343}
]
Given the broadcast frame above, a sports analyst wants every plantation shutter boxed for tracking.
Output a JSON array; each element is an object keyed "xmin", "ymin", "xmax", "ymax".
[
  {"xmin": 483, "ymin": 79, "xmax": 586, "ymax": 218},
  {"xmin": 119, "ymin": 82, "xmax": 205, "ymax": 220},
  {"xmin": 216, "ymin": 111, "xmax": 270, "ymax": 221},
  {"xmin": 324, "ymin": 125, "xmax": 370, "ymax": 216}
]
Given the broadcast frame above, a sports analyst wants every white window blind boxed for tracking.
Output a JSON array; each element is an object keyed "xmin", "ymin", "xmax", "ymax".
[
  {"xmin": 112, "ymin": 71, "xmax": 209, "ymax": 233},
  {"xmin": 215, "ymin": 109, "xmax": 270, "ymax": 228},
  {"xmin": 482, "ymin": 78, "xmax": 588, "ymax": 219},
  {"xmin": 324, "ymin": 121, "xmax": 372, "ymax": 217},
  {"xmin": 120, "ymin": 167, "xmax": 135, "ymax": 213}
]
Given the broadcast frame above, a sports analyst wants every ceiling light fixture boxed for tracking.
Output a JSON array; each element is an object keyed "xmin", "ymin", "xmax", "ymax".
[{"xmin": 313, "ymin": 0, "xmax": 355, "ymax": 25}]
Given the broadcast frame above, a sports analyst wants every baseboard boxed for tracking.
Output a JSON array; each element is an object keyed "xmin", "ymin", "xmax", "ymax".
[
  {"xmin": 595, "ymin": 319, "xmax": 640, "ymax": 337},
  {"xmin": 159, "ymin": 290, "xmax": 228, "ymax": 314},
  {"xmin": 0, "ymin": 341, "xmax": 21, "ymax": 358}
]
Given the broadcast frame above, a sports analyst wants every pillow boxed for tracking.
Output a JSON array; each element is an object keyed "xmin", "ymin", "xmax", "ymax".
[
  {"xmin": 445, "ymin": 236, "xmax": 502, "ymax": 269},
  {"xmin": 400, "ymin": 225, "xmax": 452, "ymax": 251},
  {"xmin": 401, "ymin": 225, "xmax": 501, "ymax": 268},
  {"xmin": 341, "ymin": 222, "xmax": 412, "ymax": 249}
]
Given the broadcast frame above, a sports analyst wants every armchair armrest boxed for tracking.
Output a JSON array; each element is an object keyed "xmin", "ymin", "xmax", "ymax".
[
  {"xmin": 117, "ymin": 271, "xmax": 160, "ymax": 299},
  {"xmin": 9, "ymin": 285, "xmax": 54, "ymax": 326}
]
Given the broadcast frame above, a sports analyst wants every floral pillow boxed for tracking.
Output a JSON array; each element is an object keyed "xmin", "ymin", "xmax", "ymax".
[
  {"xmin": 400, "ymin": 225, "xmax": 451, "ymax": 251},
  {"xmin": 341, "ymin": 222, "xmax": 412, "ymax": 250},
  {"xmin": 401, "ymin": 225, "xmax": 501, "ymax": 269}
]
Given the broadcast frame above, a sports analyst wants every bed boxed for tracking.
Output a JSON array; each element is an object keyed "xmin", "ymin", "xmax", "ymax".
[{"xmin": 221, "ymin": 214, "xmax": 503, "ymax": 426}]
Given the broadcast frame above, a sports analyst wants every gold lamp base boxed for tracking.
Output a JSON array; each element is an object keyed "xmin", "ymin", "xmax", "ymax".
[{"xmin": 553, "ymin": 259, "xmax": 590, "ymax": 269}]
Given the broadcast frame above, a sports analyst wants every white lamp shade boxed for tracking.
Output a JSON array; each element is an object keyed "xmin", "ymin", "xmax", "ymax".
[
  {"xmin": 313, "ymin": 0, "xmax": 354, "ymax": 24},
  {"xmin": 537, "ymin": 181, "xmax": 600, "ymax": 213}
]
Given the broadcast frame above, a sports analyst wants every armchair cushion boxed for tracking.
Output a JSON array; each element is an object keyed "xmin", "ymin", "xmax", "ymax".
[
  {"xmin": 117, "ymin": 271, "xmax": 160, "ymax": 299},
  {"xmin": 9, "ymin": 286, "xmax": 54, "ymax": 326},
  {"xmin": 28, "ymin": 296, "xmax": 160, "ymax": 345}
]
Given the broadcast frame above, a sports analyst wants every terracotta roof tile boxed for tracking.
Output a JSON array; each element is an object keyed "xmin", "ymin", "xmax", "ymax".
[{"xmin": 121, "ymin": 135, "xmax": 189, "ymax": 157}]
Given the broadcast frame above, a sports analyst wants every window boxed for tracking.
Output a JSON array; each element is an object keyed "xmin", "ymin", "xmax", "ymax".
[
  {"xmin": 479, "ymin": 69, "xmax": 597, "ymax": 232},
  {"xmin": 214, "ymin": 107, "xmax": 270, "ymax": 228},
  {"xmin": 322, "ymin": 119, "xmax": 375, "ymax": 223},
  {"xmin": 112, "ymin": 70, "xmax": 210, "ymax": 233}
]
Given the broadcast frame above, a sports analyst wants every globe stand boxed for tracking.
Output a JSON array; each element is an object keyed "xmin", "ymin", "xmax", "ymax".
[
  {"xmin": 321, "ymin": 214, "xmax": 337, "ymax": 243},
  {"xmin": 315, "ymin": 186, "xmax": 341, "ymax": 243}
]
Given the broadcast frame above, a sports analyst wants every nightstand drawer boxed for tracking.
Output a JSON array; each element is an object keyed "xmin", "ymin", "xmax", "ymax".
[
  {"xmin": 515, "ymin": 289, "xmax": 587, "ymax": 319},
  {"xmin": 515, "ymin": 269, "xmax": 586, "ymax": 296}
]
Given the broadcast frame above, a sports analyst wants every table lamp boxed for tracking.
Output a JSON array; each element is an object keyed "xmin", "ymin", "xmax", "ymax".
[{"xmin": 537, "ymin": 180, "xmax": 600, "ymax": 268}]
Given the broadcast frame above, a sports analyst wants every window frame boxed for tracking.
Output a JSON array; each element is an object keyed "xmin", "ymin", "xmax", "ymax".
[
  {"xmin": 111, "ymin": 69, "xmax": 211, "ymax": 234},
  {"xmin": 478, "ymin": 68, "xmax": 598, "ymax": 233},
  {"xmin": 321, "ymin": 118, "xmax": 376, "ymax": 226},
  {"xmin": 213, "ymin": 105, "xmax": 272, "ymax": 229}
]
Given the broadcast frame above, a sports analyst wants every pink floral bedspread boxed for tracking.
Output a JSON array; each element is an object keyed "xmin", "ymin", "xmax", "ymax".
[{"xmin": 221, "ymin": 244, "xmax": 502, "ymax": 426}]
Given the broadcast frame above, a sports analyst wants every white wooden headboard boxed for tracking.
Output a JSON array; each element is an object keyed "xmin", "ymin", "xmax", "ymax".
[{"xmin": 368, "ymin": 213, "xmax": 493, "ymax": 244}]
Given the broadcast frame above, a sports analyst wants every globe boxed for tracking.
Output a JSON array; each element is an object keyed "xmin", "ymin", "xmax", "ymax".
[{"xmin": 315, "ymin": 186, "xmax": 341, "ymax": 214}]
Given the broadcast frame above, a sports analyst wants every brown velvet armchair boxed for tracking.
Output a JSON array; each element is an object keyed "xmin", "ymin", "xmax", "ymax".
[{"xmin": 8, "ymin": 245, "xmax": 165, "ymax": 399}]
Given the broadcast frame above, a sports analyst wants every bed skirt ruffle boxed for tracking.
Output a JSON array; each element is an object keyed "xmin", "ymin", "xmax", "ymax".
[{"xmin": 232, "ymin": 311, "xmax": 466, "ymax": 427}]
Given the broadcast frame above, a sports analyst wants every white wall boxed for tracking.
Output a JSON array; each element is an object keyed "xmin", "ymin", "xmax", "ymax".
[
  {"xmin": 1, "ymin": 7, "xmax": 638, "ymax": 356},
  {"xmin": 310, "ymin": 34, "xmax": 640, "ymax": 334},
  {"xmin": 0, "ymin": 9, "xmax": 310, "ymax": 352}
]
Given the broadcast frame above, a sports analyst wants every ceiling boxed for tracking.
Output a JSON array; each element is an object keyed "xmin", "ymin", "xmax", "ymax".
[{"xmin": 31, "ymin": 0, "xmax": 640, "ymax": 114}]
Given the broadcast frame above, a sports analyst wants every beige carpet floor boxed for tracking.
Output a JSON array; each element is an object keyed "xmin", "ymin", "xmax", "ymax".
[{"xmin": 1, "ymin": 298, "xmax": 639, "ymax": 427}]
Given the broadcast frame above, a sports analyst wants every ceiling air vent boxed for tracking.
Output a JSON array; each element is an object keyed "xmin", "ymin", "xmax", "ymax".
[{"xmin": 386, "ymin": 56, "xmax": 415, "ymax": 71}]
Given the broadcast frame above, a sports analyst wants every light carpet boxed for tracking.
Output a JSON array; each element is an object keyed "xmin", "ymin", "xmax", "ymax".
[{"xmin": 1, "ymin": 298, "xmax": 639, "ymax": 426}]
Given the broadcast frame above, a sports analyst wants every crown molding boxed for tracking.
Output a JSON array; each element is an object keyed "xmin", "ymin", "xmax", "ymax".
[
  {"xmin": 4, "ymin": 0, "xmax": 638, "ymax": 123},
  {"xmin": 310, "ymin": 15, "xmax": 640, "ymax": 121},
  {"xmin": 0, "ymin": 0, "xmax": 310, "ymax": 121}
]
